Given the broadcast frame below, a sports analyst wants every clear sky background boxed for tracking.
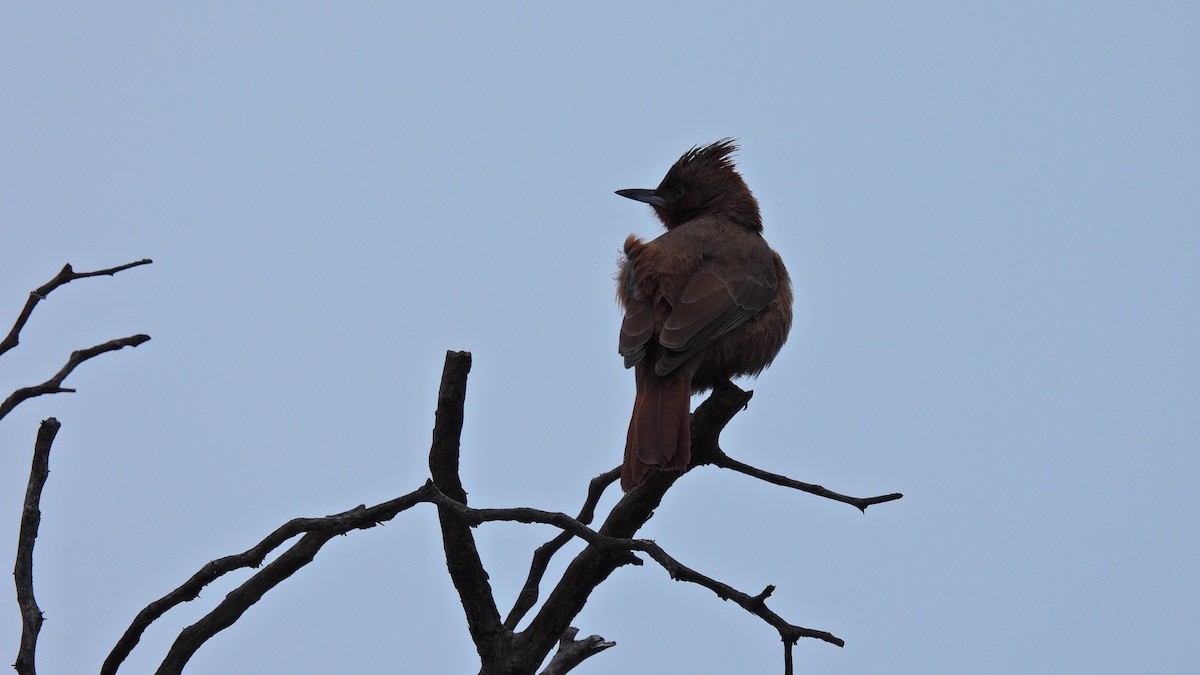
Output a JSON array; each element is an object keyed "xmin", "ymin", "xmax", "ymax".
[{"xmin": 2, "ymin": 3, "xmax": 1197, "ymax": 674}]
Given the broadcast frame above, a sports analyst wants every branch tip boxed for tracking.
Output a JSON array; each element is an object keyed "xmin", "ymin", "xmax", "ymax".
[{"xmin": 753, "ymin": 585, "xmax": 775, "ymax": 603}]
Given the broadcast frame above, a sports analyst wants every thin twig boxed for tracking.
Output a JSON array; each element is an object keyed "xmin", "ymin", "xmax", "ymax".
[
  {"xmin": 0, "ymin": 259, "xmax": 152, "ymax": 358},
  {"xmin": 0, "ymin": 334, "xmax": 151, "ymax": 424},
  {"xmin": 14, "ymin": 417, "xmax": 61, "ymax": 675},
  {"xmin": 639, "ymin": 545, "xmax": 843, "ymax": 648},
  {"xmin": 705, "ymin": 449, "xmax": 903, "ymax": 512}
]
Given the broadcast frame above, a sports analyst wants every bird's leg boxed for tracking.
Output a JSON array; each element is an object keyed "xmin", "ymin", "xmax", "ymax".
[
  {"xmin": 711, "ymin": 376, "xmax": 751, "ymax": 410},
  {"xmin": 713, "ymin": 376, "xmax": 738, "ymax": 392}
]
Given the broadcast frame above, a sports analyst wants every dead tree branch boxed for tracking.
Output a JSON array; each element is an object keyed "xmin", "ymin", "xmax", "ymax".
[
  {"xmin": 0, "ymin": 334, "xmax": 151, "ymax": 424},
  {"xmin": 504, "ymin": 468, "xmax": 619, "ymax": 630},
  {"xmin": 102, "ymin": 486, "xmax": 435, "ymax": 675},
  {"xmin": 538, "ymin": 627, "xmax": 615, "ymax": 675},
  {"xmin": 0, "ymin": 259, "xmax": 151, "ymax": 359},
  {"xmin": 13, "ymin": 417, "xmax": 61, "ymax": 675},
  {"xmin": 426, "ymin": 351, "xmax": 511, "ymax": 670},
  {"xmin": 6, "ymin": 263, "xmax": 150, "ymax": 672},
  {"xmin": 429, "ymin": 490, "xmax": 845, "ymax": 647},
  {"xmin": 509, "ymin": 381, "xmax": 756, "ymax": 672},
  {"xmin": 110, "ymin": 474, "xmax": 840, "ymax": 674},
  {"xmin": 21, "ymin": 343, "xmax": 896, "ymax": 675},
  {"xmin": 2, "ymin": 266, "xmax": 893, "ymax": 673},
  {"xmin": 703, "ymin": 449, "xmax": 904, "ymax": 512},
  {"xmin": 507, "ymin": 376, "xmax": 899, "ymax": 672}
]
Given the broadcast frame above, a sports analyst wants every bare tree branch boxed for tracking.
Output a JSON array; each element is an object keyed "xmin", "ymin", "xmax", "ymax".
[
  {"xmin": 704, "ymin": 449, "xmax": 904, "ymax": 512},
  {"xmin": 110, "ymin": 352, "xmax": 510, "ymax": 673},
  {"xmin": 505, "ymin": 468, "xmax": 620, "ymax": 630},
  {"xmin": 641, "ymin": 549, "xmax": 844, "ymax": 648},
  {"xmin": 424, "ymin": 481, "xmax": 843, "ymax": 648},
  {"xmin": 91, "ymin": 356, "xmax": 893, "ymax": 674},
  {"xmin": 13, "ymin": 418, "xmax": 61, "ymax": 675},
  {"xmin": 85, "ymin": 481, "xmax": 563, "ymax": 669},
  {"xmin": 0, "ymin": 334, "xmax": 151, "ymax": 424},
  {"xmin": 538, "ymin": 627, "xmax": 615, "ymax": 675},
  {"xmin": 111, "ymin": 470, "xmax": 845, "ymax": 673},
  {"xmin": 101, "ymin": 485, "xmax": 437, "ymax": 675},
  {"xmin": 0, "ymin": 259, "xmax": 152, "ymax": 359},
  {"xmin": 426, "ymin": 350, "xmax": 512, "ymax": 671},
  {"xmin": 3, "ymin": 255, "xmax": 901, "ymax": 673},
  {"xmin": 511, "ymin": 382, "xmax": 754, "ymax": 672}
]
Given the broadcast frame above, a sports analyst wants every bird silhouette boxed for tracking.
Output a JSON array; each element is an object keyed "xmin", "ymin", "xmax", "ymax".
[{"xmin": 615, "ymin": 139, "xmax": 792, "ymax": 491}]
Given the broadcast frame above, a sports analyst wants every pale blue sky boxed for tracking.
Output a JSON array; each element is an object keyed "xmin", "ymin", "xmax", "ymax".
[{"xmin": 2, "ymin": 3, "xmax": 1197, "ymax": 674}]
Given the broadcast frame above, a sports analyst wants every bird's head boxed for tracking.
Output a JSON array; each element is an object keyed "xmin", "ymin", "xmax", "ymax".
[{"xmin": 615, "ymin": 139, "xmax": 762, "ymax": 232}]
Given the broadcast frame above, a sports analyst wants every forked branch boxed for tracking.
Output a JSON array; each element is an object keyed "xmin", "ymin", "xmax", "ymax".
[{"xmin": 0, "ymin": 334, "xmax": 151, "ymax": 424}]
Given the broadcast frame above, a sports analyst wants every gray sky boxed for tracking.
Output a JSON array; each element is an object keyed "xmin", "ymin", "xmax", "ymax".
[{"xmin": 2, "ymin": 3, "xmax": 1197, "ymax": 674}]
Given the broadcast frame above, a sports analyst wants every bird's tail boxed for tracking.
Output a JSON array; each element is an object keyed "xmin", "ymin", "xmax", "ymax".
[{"xmin": 622, "ymin": 362, "xmax": 692, "ymax": 491}]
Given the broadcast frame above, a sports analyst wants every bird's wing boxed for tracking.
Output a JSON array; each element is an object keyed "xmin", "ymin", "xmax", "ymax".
[
  {"xmin": 619, "ymin": 299, "xmax": 654, "ymax": 368},
  {"xmin": 655, "ymin": 268, "xmax": 777, "ymax": 376}
]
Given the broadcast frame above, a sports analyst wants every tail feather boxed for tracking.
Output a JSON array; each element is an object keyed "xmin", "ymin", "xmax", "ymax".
[{"xmin": 622, "ymin": 363, "xmax": 692, "ymax": 491}]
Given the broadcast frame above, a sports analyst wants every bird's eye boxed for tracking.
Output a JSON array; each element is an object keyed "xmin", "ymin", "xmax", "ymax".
[{"xmin": 672, "ymin": 186, "xmax": 686, "ymax": 198}]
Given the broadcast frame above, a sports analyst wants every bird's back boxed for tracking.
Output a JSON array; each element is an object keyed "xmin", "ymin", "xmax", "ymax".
[{"xmin": 618, "ymin": 216, "xmax": 791, "ymax": 392}]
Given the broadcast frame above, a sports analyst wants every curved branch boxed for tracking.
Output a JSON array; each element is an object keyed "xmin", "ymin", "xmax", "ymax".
[
  {"xmin": 0, "ymin": 259, "xmax": 152, "ymax": 359},
  {"xmin": 104, "ymin": 484, "xmax": 437, "ymax": 675},
  {"xmin": 0, "ymin": 334, "xmax": 151, "ymax": 424}
]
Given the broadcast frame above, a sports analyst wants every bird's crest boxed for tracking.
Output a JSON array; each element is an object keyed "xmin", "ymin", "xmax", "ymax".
[{"xmin": 669, "ymin": 138, "xmax": 739, "ymax": 176}]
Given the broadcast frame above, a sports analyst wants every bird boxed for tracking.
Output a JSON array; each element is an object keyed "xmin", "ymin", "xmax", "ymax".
[{"xmin": 614, "ymin": 139, "xmax": 792, "ymax": 491}]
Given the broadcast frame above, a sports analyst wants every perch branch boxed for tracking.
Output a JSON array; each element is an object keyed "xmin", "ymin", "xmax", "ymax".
[
  {"xmin": 512, "ymin": 382, "xmax": 754, "ymax": 671},
  {"xmin": 0, "ymin": 259, "xmax": 152, "ymax": 358},
  {"xmin": 0, "ymin": 334, "xmax": 151, "ymax": 424},
  {"xmin": 704, "ymin": 449, "xmax": 904, "ymax": 512},
  {"xmin": 13, "ymin": 417, "xmax": 61, "ymax": 675},
  {"xmin": 421, "ymin": 483, "xmax": 843, "ymax": 648}
]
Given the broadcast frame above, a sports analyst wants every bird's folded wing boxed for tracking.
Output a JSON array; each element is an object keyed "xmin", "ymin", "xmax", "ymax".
[
  {"xmin": 655, "ymin": 269, "xmax": 776, "ymax": 375},
  {"xmin": 619, "ymin": 300, "xmax": 654, "ymax": 368}
]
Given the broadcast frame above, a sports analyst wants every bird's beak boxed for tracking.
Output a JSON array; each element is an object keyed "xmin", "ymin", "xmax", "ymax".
[{"xmin": 615, "ymin": 188, "xmax": 666, "ymax": 207}]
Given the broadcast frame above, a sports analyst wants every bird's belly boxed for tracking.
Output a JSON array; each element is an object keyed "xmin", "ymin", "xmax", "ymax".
[{"xmin": 688, "ymin": 302, "xmax": 791, "ymax": 393}]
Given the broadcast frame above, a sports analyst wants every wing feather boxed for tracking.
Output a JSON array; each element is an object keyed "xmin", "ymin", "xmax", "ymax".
[{"xmin": 654, "ymin": 268, "xmax": 777, "ymax": 376}]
